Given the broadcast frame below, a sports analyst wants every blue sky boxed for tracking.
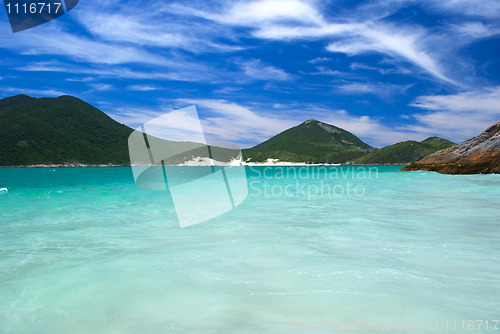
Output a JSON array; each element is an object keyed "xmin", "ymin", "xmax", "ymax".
[{"xmin": 1, "ymin": 0, "xmax": 500, "ymax": 148}]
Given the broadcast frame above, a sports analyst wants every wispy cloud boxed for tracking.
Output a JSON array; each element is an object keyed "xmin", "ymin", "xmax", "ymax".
[
  {"xmin": 75, "ymin": 6, "xmax": 242, "ymax": 54},
  {"xmin": 3, "ymin": 0, "xmax": 495, "ymax": 88},
  {"xmin": 111, "ymin": 99, "xmax": 296, "ymax": 147},
  {"xmin": 173, "ymin": 0, "xmax": 323, "ymax": 26},
  {"xmin": 327, "ymin": 25, "xmax": 458, "ymax": 86},
  {"xmin": 176, "ymin": 99, "xmax": 298, "ymax": 147},
  {"xmin": 349, "ymin": 61, "xmax": 412, "ymax": 75},
  {"xmin": 112, "ymin": 98, "xmax": 425, "ymax": 148},
  {"xmin": 0, "ymin": 6, "xmax": 236, "ymax": 83},
  {"xmin": 451, "ymin": 22, "xmax": 500, "ymax": 40},
  {"xmin": 127, "ymin": 84, "xmax": 162, "ymax": 91},
  {"xmin": 16, "ymin": 60, "xmax": 223, "ymax": 83},
  {"xmin": 320, "ymin": 109, "xmax": 423, "ymax": 147},
  {"xmin": 0, "ymin": 28, "xmax": 171, "ymax": 66},
  {"xmin": 336, "ymin": 82, "xmax": 414, "ymax": 100},
  {"xmin": 308, "ymin": 57, "xmax": 330, "ymax": 64},
  {"xmin": 65, "ymin": 76, "xmax": 95, "ymax": 82},
  {"xmin": 303, "ymin": 66, "xmax": 346, "ymax": 76},
  {"xmin": 88, "ymin": 83, "xmax": 113, "ymax": 91},
  {"xmin": 426, "ymin": 0, "xmax": 500, "ymax": 19},
  {"xmin": 237, "ymin": 58, "xmax": 292, "ymax": 81},
  {"xmin": 0, "ymin": 87, "xmax": 68, "ymax": 97},
  {"xmin": 103, "ymin": 87, "xmax": 500, "ymax": 148},
  {"xmin": 408, "ymin": 87, "xmax": 500, "ymax": 142},
  {"xmin": 178, "ymin": 0, "xmax": 490, "ymax": 87}
]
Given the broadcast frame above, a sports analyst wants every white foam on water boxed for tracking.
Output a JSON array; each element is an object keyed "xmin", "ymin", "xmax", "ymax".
[{"xmin": 0, "ymin": 187, "xmax": 8, "ymax": 194}]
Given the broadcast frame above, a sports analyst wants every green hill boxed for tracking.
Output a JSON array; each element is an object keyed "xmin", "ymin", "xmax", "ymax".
[
  {"xmin": 0, "ymin": 94, "xmax": 133, "ymax": 166},
  {"xmin": 0, "ymin": 94, "xmax": 457, "ymax": 166},
  {"xmin": 352, "ymin": 137, "xmax": 456, "ymax": 164},
  {"xmin": 243, "ymin": 120, "xmax": 373, "ymax": 163}
]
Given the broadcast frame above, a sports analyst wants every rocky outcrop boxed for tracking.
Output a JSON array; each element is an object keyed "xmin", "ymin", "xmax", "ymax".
[{"xmin": 402, "ymin": 121, "xmax": 500, "ymax": 174}]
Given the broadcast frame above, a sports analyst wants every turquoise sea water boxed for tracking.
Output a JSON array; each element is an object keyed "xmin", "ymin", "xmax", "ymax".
[{"xmin": 0, "ymin": 166, "xmax": 499, "ymax": 333}]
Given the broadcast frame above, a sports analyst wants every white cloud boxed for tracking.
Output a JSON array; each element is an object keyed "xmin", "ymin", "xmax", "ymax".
[
  {"xmin": 212, "ymin": 86, "xmax": 244, "ymax": 95},
  {"xmin": 238, "ymin": 59, "xmax": 292, "ymax": 81},
  {"xmin": 350, "ymin": 62, "xmax": 381, "ymax": 72},
  {"xmin": 3, "ymin": 0, "xmax": 496, "ymax": 90},
  {"xmin": 335, "ymin": 82, "xmax": 414, "ymax": 101},
  {"xmin": 452, "ymin": 22, "xmax": 500, "ymax": 39},
  {"xmin": 0, "ymin": 87, "xmax": 68, "ymax": 97},
  {"xmin": 326, "ymin": 25, "xmax": 458, "ymax": 86},
  {"xmin": 321, "ymin": 110, "xmax": 422, "ymax": 147},
  {"xmin": 190, "ymin": 0, "xmax": 451, "ymax": 84},
  {"xmin": 88, "ymin": 83, "xmax": 113, "ymax": 91},
  {"xmin": 411, "ymin": 87, "xmax": 500, "ymax": 114},
  {"xmin": 308, "ymin": 57, "xmax": 330, "ymax": 64},
  {"xmin": 75, "ymin": 9, "xmax": 242, "ymax": 54},
  {"xmin": 111, "ymin": 106, "xmax": 171, "ymax": 129},
  {"xmin": 229, "ymin": 0, "xmax": 321, "ymax": 24},
  {"xmin": 349, "ymin": 61, "xmax": 413, "ymax": 76},
  {"xmin": 127, "ymin": 85, "xmax": 161, "ymax": 91},
  {"xmin": 8, "ymin": 31, "xmax": 170, "ymax": 66},
  {"xmin": 178, "ymin": 0, "xmax": 323, "ymax": 26},
  {"xmin": 336, "ymin": 83, "xmax": 382, "ymax": 94},
  {"xmin": 65, "ymin": 77, "xmax": 95, "ymax": 82},
  {"xmin": 0, "ymin": 15, "xmax": 230, "ymax": 82},
  {"xmin": 141, "ymin": 106, "xmax": 207, "ymax": 143},
  {"xmin": 78, "ymin": 13, "xmax": 186, "ymax": 47},
  {"xmin": 191, "ymin": 100, "xmax": 417, "ymax": 148},
  {"xmin": 178, "ymin": 0, "xmax": 483, "ymax": 86},
  {"xmin": 408, "ymin": 87, "xmax": 500, "ymax": 142},
  {"xmin": 178, "ymin": 99, "xmax": 298, "ymax": 147},
  {"xmin": 17, "ymin": 60, "xmax": 221, "ymax": 83},
  {"xmin": 252, "ymin": 23, "xmax": 355, "ymax": 40},
  {"xmin": 304, "ymin": 66, "xmax": 345, "ymax": 76},
  {"xmin": 113, "ymin": 98, "xmax": 425, "ymax": 148},
  {"xmin": 112, "ymin": 99, "xmax": 300, "ymax": 147},
  {"xmin": 426, "ymin": 0, "xmax": 500, "ymax": 19}
]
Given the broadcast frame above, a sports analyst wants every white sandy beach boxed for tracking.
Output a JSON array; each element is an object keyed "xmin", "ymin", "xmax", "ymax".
[{"xmin": 178, "ymin": 156, "xmax": 341, "ymax": 167}]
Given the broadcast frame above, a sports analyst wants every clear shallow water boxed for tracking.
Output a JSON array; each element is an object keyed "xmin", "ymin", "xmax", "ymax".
[{"xmin": 0, "ymin": 166, "xmax": 499, "ymax": 334}]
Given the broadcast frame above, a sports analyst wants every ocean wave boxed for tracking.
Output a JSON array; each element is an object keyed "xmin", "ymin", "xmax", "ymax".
[{"xmin": 0, "ymin": 188, "xmax": 8, "ymax": 194}]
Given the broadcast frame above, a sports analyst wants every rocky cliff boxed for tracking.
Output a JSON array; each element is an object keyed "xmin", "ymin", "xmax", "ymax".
[{"xmin": 402, "ymin": 121, "xmax": 500, "ymax": 174}]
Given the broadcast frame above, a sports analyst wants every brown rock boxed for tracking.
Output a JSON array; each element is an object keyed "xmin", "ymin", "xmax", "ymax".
[{"xmin": 402, "ymin": 121, "xmax": 500, "ymax": 174}]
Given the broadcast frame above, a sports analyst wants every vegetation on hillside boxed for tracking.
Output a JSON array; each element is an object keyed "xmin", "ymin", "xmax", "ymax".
[
  {"xmin": 0, "ymin": 95, "xmax": 458, "ymax": 166},
  {"xmin": 0, "ymin": 94, "xmax": 133, "ymax": 165},
  {"xmin": 243, "ymin": 120, "xmax": 373, "ymax": 163},
  {"xmin": 352, "ymin": 137, "xmax": 456, "ymax": 164}
]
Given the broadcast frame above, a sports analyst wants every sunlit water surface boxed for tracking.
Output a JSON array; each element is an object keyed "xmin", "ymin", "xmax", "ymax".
[{"xmin": 0, "ymin": 166, "xmax": 499, "ymax": 333}]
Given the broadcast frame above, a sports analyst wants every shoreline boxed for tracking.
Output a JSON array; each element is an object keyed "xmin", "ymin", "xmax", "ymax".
[
  {"xmin": 0, "ymin": 163, "xmax": 408, "ymax": 168},
  {"xmin": 0, "ymin": 163, "xmax": 129, "ymax": 168},
  {"xmin": 0, "ymin": 157, "xmax": 409, "ymax": 168}
]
